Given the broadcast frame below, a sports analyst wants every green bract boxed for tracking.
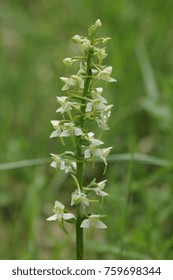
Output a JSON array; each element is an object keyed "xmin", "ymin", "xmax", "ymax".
[{"xmin": 47, "ymin": 19, "xmax": 116, "ymax": 259}]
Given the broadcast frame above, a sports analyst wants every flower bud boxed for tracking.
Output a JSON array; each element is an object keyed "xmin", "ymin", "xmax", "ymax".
[
  {"xmin": 95, "ymin": 19, "xmax": 102, "ymax": 28},
  {"xmin": 102, "ymin": 37, "xmax": 111, "ymax": 46},
  {"xmin": 81, "ymin": 39, "xmax": 91, "ymax": 51},
  {"xmin": 72, "ymin": 34, "xmax": 83, "ymax": 43},
  {"xmin": 63, "ymin": 57, "xmax": 73, "ymax": 67}
]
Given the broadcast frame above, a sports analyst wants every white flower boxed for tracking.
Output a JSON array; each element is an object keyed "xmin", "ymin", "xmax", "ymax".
[
  {"xmin": 97, "ymin": 66, "xmax": 117, "ymax": 83},
  {"xmin": 60, "ymin": 75, "xmax": 84, "ymax": 91},
  {"xmin": 72, "ymin": 34, "xmax": 92, "ymax": 51},
  {"xmin": 84, "ymin": 135, "xmax": 112, "ymax": 165},
  {"xmin": 56, "ymin": 96, "xmax": 79, "ymax": 114},
  {"xmin": 80, "ymin": 214, "xmax": 107, "ymax": 229},
  {"xmin": 96, "ymin": 104, "xmax": 113, "ymax": 130},
  {"xmin": 71, "ymin": 190, "xmax": 90, "ymax": 207},
  {"xmin": 85, "ymin": 179, "xmax": 108, "ymax": 197},
  {"xmin": 50, "ymin": 153, "xmax": 76, "ymax": 173},
  {"xmin": 95, "ymin": 48, "xmax": 107, "ymax": 64},
  {"xmin": 50, "ymin": 120, "xmax": 62, "ymax": 138},
  {"xmin": 72, "ymin": 75, "xmax": 84, "ymax": 88},
  {"xmin": 47, "ymin": 201, "xmax": 75, "ymax": 234},
  {"xmin": 56, "ymin": 96, "xmax": 69, "ymax": 113},
  {"xmin": 51, "ymin": 120, "xmax": 60, "ymax": 129},
  {"xmin": 60, "ymin": 123, "xmax": 83, "ymax": 137},
  {"xmin": 84, "ymin": 137, "xmax": 104, "ymax": 159},
  {"xmin": 85, "ymin": 95, "xmax": 107, "ymax": 113},
  {"xmin": 95, "ymin": 87, "xmax": 103, "ymax": 94},
  {"xmin": 47, "ymin": 201, "xmax": 75, "ymax": 222},
  {"xmin": 100, "ymin": 147, "xmax": 112, "ymax": 164},
  {"xmin": 81, "ymin": 39, "xmax": 91, "ymax": 51},
  {"xmin": 60, "ymin": 77, "xmax": 75, "ymax": 91},
  {"xmin": 50, "ymin": 121, "xmax": 83, "ymax": 139},
  {"xmin": 85, "ymin": 100, "xmax": 106, "ymax": 113},
  {"xmin": 93, "ymin": 180, "xmax": 108, "ymax": 197},
  {"xmin": 88, "ymin": 132, "xmax": 94, "ymax": 137},
  {"xmin": 83, "ymin": 133, "xmax": 103, "ymax": 159}
]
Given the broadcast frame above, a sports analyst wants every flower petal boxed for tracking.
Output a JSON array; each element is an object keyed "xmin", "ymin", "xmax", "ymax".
[
  {"xmin": 62, "ymin": 213, "xmax": 75, "ymax": 220},
  {"xmin": 80, "ymin": 219, "xmax": 90, "ymax": 228},
  {"xmin": 94, "ymin": 220, "xmax": 107, "ymax": 229},
  {"xmin": 84, "ymin": 149, "xmax": 91, "ymax": 158},
  {"xmin": 54, "ymin": 200, "xmax": 65, "ymax": 210},
  {"xmin": 51, "ymin": 120, "xmax": 60, "ymax": 129},
  {"xmin": 50, "ymin": 130, "xmax": 61, "ymax": 138},
  {"xmin": 60, "ymin": 130, "xmax": 70, "ymax": 137},
  {"xmin": 46, "ymin": 214, "xmax": 58, "ymax": 221},
  {"xmin": 50, "ymin": 161, "xmax": 57, "ymax": 168},
  {"xmin": 74, "ymin": 127, "xmax": 83, "ymax": 136}
]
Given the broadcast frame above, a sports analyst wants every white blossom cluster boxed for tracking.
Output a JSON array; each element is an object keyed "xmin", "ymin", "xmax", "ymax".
[{"xmin": 47, "ymin": 19, "xmax": 116, "ymax": 232}]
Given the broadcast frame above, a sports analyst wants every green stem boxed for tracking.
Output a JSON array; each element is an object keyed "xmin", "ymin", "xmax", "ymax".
[
  {"xmin": 75, "ymin": 49, "xmax": 92, "ymax": 260},
  {"xmin": 76, "ymin": 205, "xmax": 83, "ymax": 260}
]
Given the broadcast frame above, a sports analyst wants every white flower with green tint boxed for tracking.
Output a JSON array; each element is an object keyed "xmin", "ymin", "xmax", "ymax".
[
  {"xmin": 50, "ymin": 153, "xmax": 76, "ymax": 173},
  {"xmin": 60, "ymin": 123, "xmax": 83, "ymax": 137},
  {"xmin": 94, "ymin": 87, "xmax": 103, "ymax": 94},
  {"xmin": 71, "ymin": 190, "xmax": 90, "ymax": 207},
  {"xmin": 80, "ymin": 214, "xmax": 107, "ymax": 229},
  {"xmin": 95, "ymin": 48, "xmax": 107, "ymax": 64},
  {"xmin": 93, "ymin": 180, "xmax": 108, "ymax": 197},
  {"xmin": 100, "ymin": 146, "xmax": 112, "ymax": 164},
  {"xmin": 84, "ymin": 137, "xmax": 104, "ymax": 159},
  {"xmin": 83, "ymin": 133, "xmax": 111, "ymax": 165},
  {"xmin": 60, "ymin": 75, "xmax": 84, "ymax": 91},
  {"xmin": 96, "ymin": 104, "xmax": 113, "ymax": 130},
  {"xmin": 97, "ymin": 66, "xmax": 116, "ymax": 82},
  {"xmin": 47, "ymin": 201, "xmax": 75, "ymax": 221},
  {"xmin": 85, "ymin": 94, "xmax": 107, "ymax": 113},
  {"xmin": 81, "ymin": 39, "xmax": 91, "ymax": 51},
  {"xmin": 56, "ymin": 96, "xmax": 79, "ymax": 115},
  {"xmin": 47, "ymin": 201, "xmax": 75, "ymax": 234},
  {"xmin": 50, "ymin": 121, "xmax": 83, "ymax": 139},
  {"xmin": 84, "ymin": 179, "xmax": 108, "ymax": 197}
]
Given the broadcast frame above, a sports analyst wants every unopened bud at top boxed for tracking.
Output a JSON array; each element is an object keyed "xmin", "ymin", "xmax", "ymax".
[{"xmin": 95, "ymin": 19, "xmax": 102, "ymax": 28}]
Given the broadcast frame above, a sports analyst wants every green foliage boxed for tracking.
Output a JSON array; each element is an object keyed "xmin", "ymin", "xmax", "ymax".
[{"xmin": 0, "ymin": 0, "xmax": 173, "ymax": 259}]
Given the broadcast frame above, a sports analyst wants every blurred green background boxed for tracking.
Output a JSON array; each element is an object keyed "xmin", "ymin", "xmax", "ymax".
[{"xmin": 0, "ymin": 0, "xmax": 173, "ymax": 259}]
